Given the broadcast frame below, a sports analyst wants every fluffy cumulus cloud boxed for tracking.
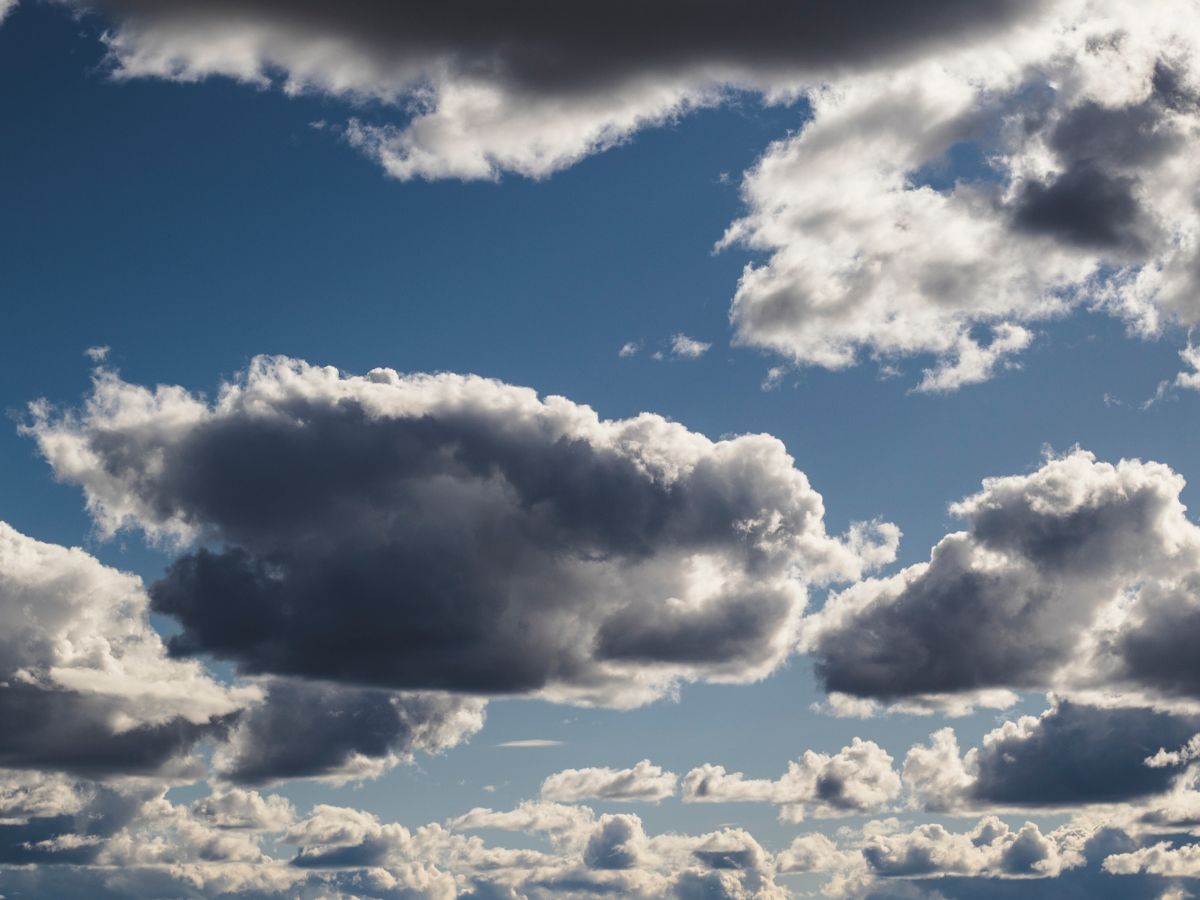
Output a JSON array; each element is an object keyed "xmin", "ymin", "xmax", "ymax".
[
  {"xmin": 63, "ymin": 0, "xmax": 1044, "ymax": 181},
  {"xmin": 0, "ymin": 767, "xmax": 1196, "ymax": 898},
  {"xmin": 861, "ymin": 817, "xmax": 1083, "ymax": 879},
  {"xmin": 27, "ymin": 356, "xmax": 896, "ymax": 709},
  {"xmin": 540, "ymin": 760, "xmax": 677, "ymax": 803},
  {"xmin": 682, "ymin": 737, "xmax": 901, "ymax": 821},
  {"xmin": 0, "ymin": 520, "xmax": 249, "ymax": 779},
  {"xmin": 903, "ymin": 702, "xmax": 1200, "ymax": 812},
  {"xmin": 802, "ymin": 449, "xmax": 1200, "ymax": 709},
  {"xmin": 724, "ymin": 0, "xmax": 1200, "ymax": 388}
]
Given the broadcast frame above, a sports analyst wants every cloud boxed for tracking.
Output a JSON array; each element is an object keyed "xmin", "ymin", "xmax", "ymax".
[
  {"xmin": 211, "ymin": 680, "xmax": 485, "ymax": 786},
  {"xmin": 801, "ymin": 449, "xmax": 1200, "ymax": 707},
  {"xmin": 903, "ymin": 702, "xmax": 1200, "ymax": 811},
  {"xmin": 541, "ymin": 760, "xmax": 677, "ymax": 803},
  {"xmin": 1104, "ymin": 841, "xmax": 1200, "ymax": 877},
  {"xmin": 190, "ymin": 788, "xmax": 295, "ymax": 831},
  {"xmin": 68, "ymin": 0, "xmax": 1045, "ymax": 181},
  {"xmin": 83, "ymin": 345, "xmax": 110, "ymax": 362},
  {"xmin": 722, "ymin": 0, "xmax": 1200, "ymax": 388},
  {"xmin": 670, "ymin": 334, "xmax": 712, "ymax": 360},
  {"xmin": 0, "ymin": 0, "xmax": 15, "ymax": 25},
  {"xmin": 584, "ymin": 814, "xmax": 646, "ymax": 870},
  {"xmin": 28, "ymin": 356, "xmax": 896, "ymax": 709},
  {"xmin": 0, "ymin": 521, "xmax": 249, "ymax": 778},
  {"xmin": 682, "ymin": 737, "xmax": 901, "ymax": 820},
  {"xmin": 776, "ymin": 833, "xmax": 858, "ymax": 874},
  {"xmin": 0, "ymin": 770, "xmax": 154, "ymax": 866},
  {"xmin": 914, "ymin": 324, "xmax": 1032, "ymax": 394},
  {"xmin": 862, "ymin": 817, "xmax": 1082, "ymax": 879},
  {"xmin": 496, "ymin": 739, "xmax": 564, "ymax": 749}
]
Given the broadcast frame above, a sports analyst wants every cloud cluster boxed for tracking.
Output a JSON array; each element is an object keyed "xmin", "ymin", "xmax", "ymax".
[
  {"xmin": 0, "ymin": 756, "xmax": 1197, "ymax": 898},
  {"xmin": 682, "ymin": 738, "xmax": 901, "ymax": 821},
  {"xmin": 28, "ymin": 356, "xmax": 895, "ymax": 709},
  {"xmin": 862, "ymin": 817, "xmax": 1082, "ymax": 879},
  {"xmin": 724, "ymin": 0, "xmax": 1200, "ymax": 387},
  {"xmin": 802, "ymin": 449, "xmax": 1200, "ymax": 709}
]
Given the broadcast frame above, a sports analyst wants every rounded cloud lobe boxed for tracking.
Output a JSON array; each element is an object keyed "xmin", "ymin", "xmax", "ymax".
[
  {"xmin": 0, "ymin": 521, "xmax": 247, "ymax": 778},
  {"xmin": 29, "ymin": 356, "xmax": 894, "ymax": 709},
  {"xmin": 802, "ymin": 449, "xmax": 1200, "ymax": 706}
]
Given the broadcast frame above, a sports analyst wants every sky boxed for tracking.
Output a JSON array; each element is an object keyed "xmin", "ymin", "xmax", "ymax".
[{"xmin": 3, "ymin": 1, "xmax": 1200, "ymax": 897}]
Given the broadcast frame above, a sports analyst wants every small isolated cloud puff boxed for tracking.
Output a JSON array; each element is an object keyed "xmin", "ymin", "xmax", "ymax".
[
  {"xmin": 670, "ymin": 334, "xmax": 712, "ymax": 359},
  {"xmin": 27, "ymin": 355, "xmax": 898, "ymax": 709}
]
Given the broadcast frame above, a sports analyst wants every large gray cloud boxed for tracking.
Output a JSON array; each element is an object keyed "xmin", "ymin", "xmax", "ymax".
[
  {"xmin": 801, "ymin": 450, "xmax": 1200, "ymax": 708},
  {"xmin": 28, "ymin": 356, "xmax": 894, "ymax": 708},
  {"xmin": 62, "ymin": 0, "xmax": 1045, "ymax": 181}
]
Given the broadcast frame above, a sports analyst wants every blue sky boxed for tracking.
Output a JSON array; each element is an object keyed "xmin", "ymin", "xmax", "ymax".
[{"xmin": 4, "ymin": 2, "xmax": 1200, "ymax": 898}]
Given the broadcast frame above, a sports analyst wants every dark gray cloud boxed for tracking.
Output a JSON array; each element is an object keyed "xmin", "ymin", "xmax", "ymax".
[
  {"xmin": 970, "ymin": 702, "xmax": 1200, "ymax": 806},
  {"xmin": 1113, "ymin": 576, "xmax": 1200, "ymax": 699},
  {"xmin": 86, "ymin": 0, "xmax": 1042, "ymax": 94},
  {"xmin": 0, "ymin": 684, "xmax": 230, "ymax": 779},
  {"xmin": 214, "ymin": 680, "xmax": 484, "ymax": 786},
  {"xmin": 584, "ymin": 815, "xmax": 643, "ymax": 871},
  {"xmin": 1011, "ymin": 165, "xmax": 1146, "ymax": 252},
  {"xmin": 30, "ymin": 357, "xmax": 891, "ymax": 707},
  {"xmin": 48, "ymin": 0, "xmax": 1054, "ymax": 181},
  {"xmin": 1007, "ymin": 73, "xmax": 1191, "ymax": 255}
]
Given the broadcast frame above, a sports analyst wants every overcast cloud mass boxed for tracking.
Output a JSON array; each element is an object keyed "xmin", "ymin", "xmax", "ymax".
[{"xmin": 4, "ymin": 0, "xmax": 1200, "ymax": 896}]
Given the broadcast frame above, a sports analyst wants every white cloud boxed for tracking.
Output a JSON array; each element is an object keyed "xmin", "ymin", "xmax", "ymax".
[
  {"xmin": 670, "ymin": 333, "xmax": 712, "ymax": 359},
  {"xmin": 862, "ymin": 817, "xmax": 1083, "ymax": 879},
  {"xmin": 541, "ymin": 759, "xmax": 677, "ymax": 803},
  {"xmin": 682, "ymin": 737, "xmax": 902, "ymax": 820},
  {"xmin": 723, "ymin": 0, "xmax": 1200, "ymax": 388},
  {"xmin": 0, "ymin": 520, "xmax": 253, "ymax": 777}
]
